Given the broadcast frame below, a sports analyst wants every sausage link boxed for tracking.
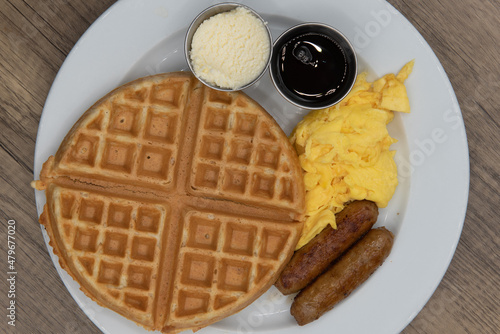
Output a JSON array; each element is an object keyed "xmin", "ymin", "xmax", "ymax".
[
  {"xmin": 290, "ymin": 227, "xmax": 394, "ymax": 326},
  {"xmin": 275, "ymin": 200, "xmax": 378, "ymax": 295}
]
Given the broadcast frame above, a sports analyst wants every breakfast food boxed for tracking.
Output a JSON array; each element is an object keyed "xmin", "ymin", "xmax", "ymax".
[
  {"xmin": 273, "ymin": 62, "xmax": 413, "ymax": 325},
  {"xmin": 275, "ymin": 200, "xmax": 378, "ymax": 295},
  {"xmin": 190, "ymin": 6, "xmax": 270, "ymax": 89},
  {"xmin": 290, "ymin": 227, "xmax": 394, "ymax": 325},
  {"xmin": 33, "ymin": 72, "xmax": 305, "ymax": 332},
  {"xmin": 290, "ymin": 60, "xmax": 414, "ymax": 249}
]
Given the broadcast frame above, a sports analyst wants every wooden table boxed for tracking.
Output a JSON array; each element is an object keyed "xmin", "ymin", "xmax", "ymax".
[{"xmin": 1, "ymin": 0, "xmax": 498, "ymax": 333}]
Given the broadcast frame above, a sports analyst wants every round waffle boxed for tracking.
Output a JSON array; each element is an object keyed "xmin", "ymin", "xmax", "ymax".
[{"xmin": 35, "ymin": 72, "xmax": 305, "ymax": 333}]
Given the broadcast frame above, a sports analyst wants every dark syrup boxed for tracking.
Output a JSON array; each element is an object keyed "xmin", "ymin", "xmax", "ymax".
[{"xmin": 278, "ymin": 32, "xmax": 347, "ymax": 102}]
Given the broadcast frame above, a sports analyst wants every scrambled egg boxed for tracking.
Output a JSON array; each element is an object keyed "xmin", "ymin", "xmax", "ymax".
[{"xmin": 291, "ymin": 61, "xmax": 414, "ymax": 249}]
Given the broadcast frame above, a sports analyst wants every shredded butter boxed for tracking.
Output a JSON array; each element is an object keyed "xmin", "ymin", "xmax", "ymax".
[{"xmin": 190, "ymin": 7, "xmax": 270, "ymax": 89}]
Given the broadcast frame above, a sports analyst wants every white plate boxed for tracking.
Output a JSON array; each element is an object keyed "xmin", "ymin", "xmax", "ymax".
[{"xmin": 33, "ymin": 0, "xmax": 469, "ymax": 333}]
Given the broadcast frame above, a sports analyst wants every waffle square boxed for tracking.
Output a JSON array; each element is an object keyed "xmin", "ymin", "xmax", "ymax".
[{"xmin": 35, "ymin": 72, "xmax": 305, "ymax": 333}]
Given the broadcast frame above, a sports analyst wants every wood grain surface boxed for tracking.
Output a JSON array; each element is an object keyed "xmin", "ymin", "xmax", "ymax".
[{"xmin": 0, "ymin": 0, "xmax": 498, "ymax": 333}]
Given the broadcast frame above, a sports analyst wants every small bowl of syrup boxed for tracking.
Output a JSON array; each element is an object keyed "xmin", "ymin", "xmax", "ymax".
[{"xmin": 270, "ymin": 23, "xmax": 357, "ymax": 109}]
